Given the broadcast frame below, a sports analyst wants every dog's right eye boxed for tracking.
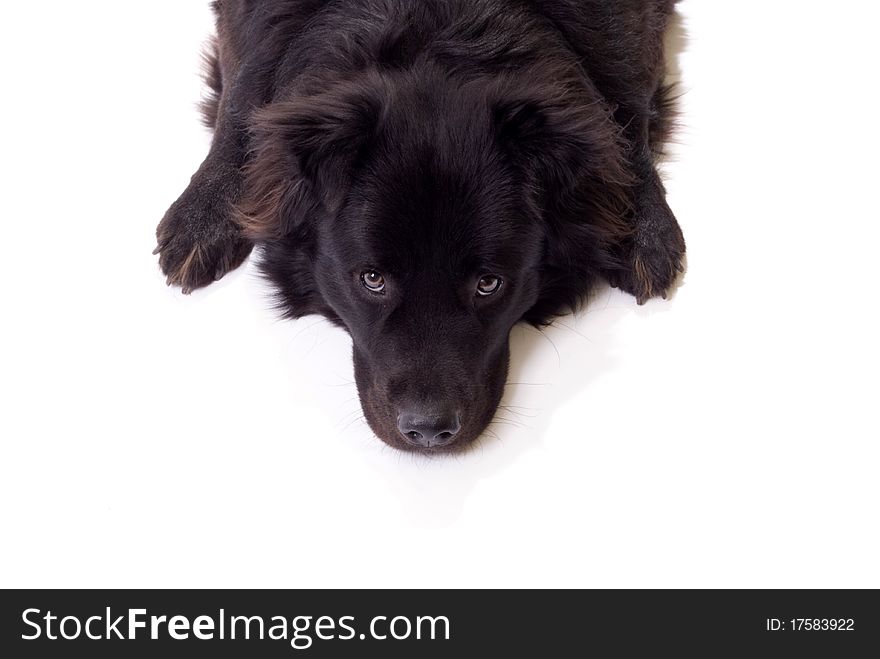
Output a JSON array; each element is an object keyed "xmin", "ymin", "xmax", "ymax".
[
  {"xmin": 361, "ymin": 270, "xmax": 386, "ymax": 294},
  {"xmin": 476, "ymin": 275, "xmax": 502, "ymax": 297}
]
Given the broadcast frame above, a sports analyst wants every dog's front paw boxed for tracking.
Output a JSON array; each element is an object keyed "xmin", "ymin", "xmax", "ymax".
[
  {"xmin": 609, "ymin": 194, "xmax": 686, "ymax": 305},
  {"xmin": 154, "ymin": 169, "xmax": 252, "ymax": 294}
]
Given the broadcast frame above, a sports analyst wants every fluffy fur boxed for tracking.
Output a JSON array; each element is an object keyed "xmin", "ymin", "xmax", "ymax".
[{"xmin": 156, "ymin": 0, "xmax": 685, "ymax": 452}]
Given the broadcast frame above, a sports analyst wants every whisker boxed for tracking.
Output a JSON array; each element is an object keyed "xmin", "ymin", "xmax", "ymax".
[
  {"xmin": 288, "ymin": 318, "xmax": 328, "ymax": 345},
  {"xmin": 534, "ymin": 327, "xmax": 562, "ymax": 367},
  {"xmin": 336, "ymin": 395, "xmax": 361, "ymax": 409},
  {"xmin": 550, "ymin": 319, "xmax": 595, "ymax": 344},
  {"xmin": 498, "ymin": 405, "xmax": 541, "ymax": 419},
  {"xmin": 339, "ymin": 414, "xmax": 367, "ymax": 434},
  {"xmin": 324, "ymin": 379, "xmax": 356, "ymax": 388},
  {"xmin": 482, "ymin": 427, "xmax": 501, "ymax": 443},
  {"xmin": 489, "ymin": 417, "xmax": 528, "ymax": 430}
]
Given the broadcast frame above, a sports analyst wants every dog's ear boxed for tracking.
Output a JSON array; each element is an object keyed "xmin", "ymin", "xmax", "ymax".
[
  {"xmin": 490, "ymin": 81, "xmax": 637, "ymax": 323},
  {"xmin": 490, "ymin": 81, "xmax": 634, "ymax": 236},
  {"xmin": 237, "ymin": 78, "xmax": 385, "ymax": 239}
]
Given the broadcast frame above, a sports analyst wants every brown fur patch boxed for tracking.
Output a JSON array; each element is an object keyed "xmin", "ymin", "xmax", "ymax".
[
  {"xmin": 649, "ymin": 82, "xmax": 682, "ymax": 160},
  {"xmin": 632, "ymin": 252, "xmax": 654, "ymax": 303},
  {"xmin": 233, "ymin": 121, "xmax": 295, "ymax": 241},
  {"xmin": 172, "ymin": 245, "xmax": 205, "ymax": 294},
  {"xmin": 199, "ymin": 37, "xmax": 222, "ymax": 130}
]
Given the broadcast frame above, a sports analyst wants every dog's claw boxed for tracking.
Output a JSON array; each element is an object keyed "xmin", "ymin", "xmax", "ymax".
[{"xmin": 153, "ymin": 238, "xmax": 171, "ymax": 256}]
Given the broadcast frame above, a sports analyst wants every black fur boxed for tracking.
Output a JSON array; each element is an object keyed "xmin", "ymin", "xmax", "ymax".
[{"xmin": 156, "ymin": 0, "xmax": 686, "ymax": 452}]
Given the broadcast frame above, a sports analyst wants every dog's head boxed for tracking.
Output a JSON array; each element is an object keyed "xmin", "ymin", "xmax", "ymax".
[{"xmin": 238, "ymin": 68, "xmax": 631, "ymax": 451}]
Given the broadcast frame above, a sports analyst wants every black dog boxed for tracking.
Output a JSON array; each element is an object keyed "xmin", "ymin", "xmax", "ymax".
[{"xmin": 155, "ymin": 0, "xmax": 685, "ymax": 452}]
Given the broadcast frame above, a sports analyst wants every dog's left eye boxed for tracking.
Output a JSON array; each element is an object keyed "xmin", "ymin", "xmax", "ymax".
[
  {"xmin": 476, "ymin": 275, "xmax": 502, "ymax": 297},
  {"xmin": 361, "ymin": 270, "xmax": 386, "ymax": 293}
]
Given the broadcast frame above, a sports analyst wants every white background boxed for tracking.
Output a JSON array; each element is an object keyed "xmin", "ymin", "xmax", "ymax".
[{"xmin": 1, "ymin": 0, "xmax": 878, "ymax": 588}]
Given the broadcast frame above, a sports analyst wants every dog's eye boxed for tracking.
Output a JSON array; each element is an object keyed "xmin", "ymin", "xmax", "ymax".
[
  {"xmin": 361, "ymin": 270, "xmax": 386, "ymax": 293},
  {"xmin": 476, "ymin": 275, "xmax": 502, "ymax": 297}
]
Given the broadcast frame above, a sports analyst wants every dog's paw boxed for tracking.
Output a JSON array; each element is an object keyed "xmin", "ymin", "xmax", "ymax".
[
  {"xmin": 609, "ymin": 197, "xmax": 686, "ymax": 305},
  {"xmin": 154, "ymin": 171, "xmax": 252, "ymax": 294}
]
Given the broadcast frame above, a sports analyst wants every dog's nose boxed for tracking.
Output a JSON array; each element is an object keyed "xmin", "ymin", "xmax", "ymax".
[{"xmin": 397, "ymin": 409, "xmax": 461, "ymax": 448}]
